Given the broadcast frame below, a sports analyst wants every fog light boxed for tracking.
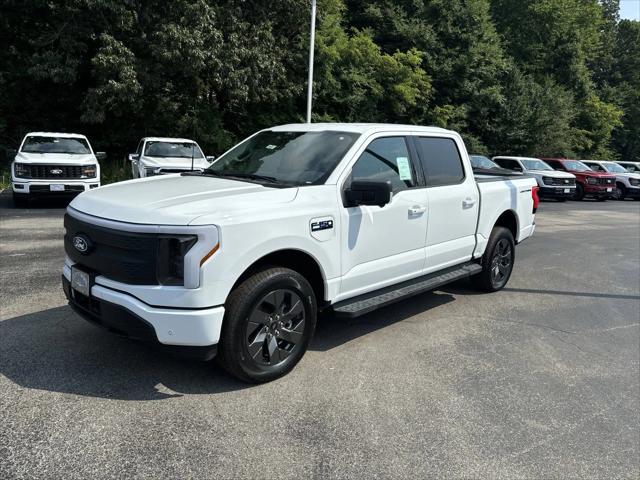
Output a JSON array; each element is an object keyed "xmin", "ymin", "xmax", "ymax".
[{"xmin": 14, "ymin": 184, "xmax": 25, "ymax": 189}]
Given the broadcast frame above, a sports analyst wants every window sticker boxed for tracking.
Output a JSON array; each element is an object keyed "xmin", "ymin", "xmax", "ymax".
[{"xmin": 396, "ymin": 157, "xmax": 412, "ymax": 181}]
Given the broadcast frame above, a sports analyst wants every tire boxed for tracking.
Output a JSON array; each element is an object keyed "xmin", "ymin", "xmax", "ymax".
[
  {"xmin": 12, "ymin": 192, "xmax": 29, "ymax": 208},
  {"xmin": 574, "ymin": 183, "xmax": 585, "ymax": 201},
  {"xmin": 471, "ymin": 226, "xmax": 515, "ymax": 292},
  {"xmin": 616, "ymin": 183, "xmax": 627, "ymax": 200},
  {"xmin": 217, "ymin": 267, "xmax": 317, "ymax": 383}
]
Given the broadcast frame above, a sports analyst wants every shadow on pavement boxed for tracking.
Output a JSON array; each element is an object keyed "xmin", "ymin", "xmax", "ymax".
[
  {"xmin": 0, "ymin": 305, "xmax": 250, "ymax": 400},
  {"xmin": 311, "ymin": 291, "xmax": 455, "ymax": 352},
  {"xmin": 1, "ymin": 291, "xmax": 455, "ymax": 400}
]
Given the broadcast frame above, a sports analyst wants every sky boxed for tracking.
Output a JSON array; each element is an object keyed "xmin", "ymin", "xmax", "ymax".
[{"xmin": 620, "ymin": 0, "xmax": 640, "ymax": 20}]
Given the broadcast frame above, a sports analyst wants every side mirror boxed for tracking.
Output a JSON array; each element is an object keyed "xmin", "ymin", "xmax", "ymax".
[
  {"xmin": 344, "ymin": 180, "xmax": 392, "ymax": 208},
  {"xmin": 95, "ymin": 151, "xmax": 107, "ymax": 161},
  {"xmin": 128, "ymin": 153, "xmax": 139, "ymax": 162},
  {"xmin": 206, "ymin": 155, "xmax": 215, "ymax": 162}
]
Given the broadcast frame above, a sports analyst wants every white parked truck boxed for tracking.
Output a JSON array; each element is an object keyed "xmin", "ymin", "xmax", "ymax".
[
  {"xmin": 11, "ymin": 132, "xmax": 104, "ymax": 207},
  {"xmin": 493, "ymin": 156, "xmax": 576, "ymax": 201},
  {"xmin": 581, "ymin": 160, "xmax": 640, "ymax": 200},
  {"xmin": 128, "ymin": 137, "xmax": 214, "ymax": 178},
  {"xmin": 62, "ymin": 124, "xmax": 538, "ymax": 382}
]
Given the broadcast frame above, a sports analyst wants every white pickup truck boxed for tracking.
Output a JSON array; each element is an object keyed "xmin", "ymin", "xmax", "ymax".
[
  {"xmin": 11, "ymin": 132, "xmax": 104, "ymax": 207},
  {"xmin": 62, "ymin": 123, "xmax": 538, "ymax": 382}
]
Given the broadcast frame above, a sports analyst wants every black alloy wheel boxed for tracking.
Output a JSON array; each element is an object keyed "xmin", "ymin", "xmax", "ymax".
[
  {"xmin": 245, "ymin": 289, "xmax": 306, "ymax": 367},
  {"xmin": 490, "ymin": 238, "xmax": 512, "ymax": 289},
  {"xmin": 217, "ymin": 267, "xmax": 317, "ymax": 383}
]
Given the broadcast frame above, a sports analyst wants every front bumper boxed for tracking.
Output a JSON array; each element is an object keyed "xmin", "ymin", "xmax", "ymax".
[
  {"xmin": 625, "ymin": 186, "xmax": 640, "ymax": 198},
  {"xmin": 12, "ymin": 180, "xmax": 100, "ymax": 194},
  {"xmin": 583, "ymin": 184, "xmax": 615, "ymax": 197},
  {"xmin": 62, "ymin": 267, "xmax": 225, "ymax": 359},
  {"xmin": 539, "ymin": 186, "xmax": 575, "ymax": 198}
]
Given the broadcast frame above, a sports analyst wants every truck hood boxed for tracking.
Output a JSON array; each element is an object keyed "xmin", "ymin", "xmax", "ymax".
[
  {"xmin": 139, "ymin": 156, "xmax": 212, "ymax": 169},
  {"xmin": 14, "ymin": 151, "xmax": 97, "ymax": 165},
  {"xmin": 69, "ymin": 175, "xmax": 298, "ymax": 225},
  {"xmin": 612, "ymin": 172, "xmax": 640, "ymax": 180},
  {"xmin": 528, "ymin": 169, "xmax": 575, "ymax": 178}
]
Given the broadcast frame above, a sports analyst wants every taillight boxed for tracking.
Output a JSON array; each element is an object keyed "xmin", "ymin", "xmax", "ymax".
[{"xmin": 532, "ymin": 186, "xmax": 540, "ymax": 213}]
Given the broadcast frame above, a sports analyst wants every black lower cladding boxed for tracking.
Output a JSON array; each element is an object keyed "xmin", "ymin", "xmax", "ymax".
[
  {"xmin": 30, "ymin": 185, "xmax": 85, "ymax": 193},
  {"xmin": 62, "ymin": 276, "xmax": 217, "ymax": 361},
  {"xmin": 539, "ymin": 186, "xmax": 575, "ymax": 198}
]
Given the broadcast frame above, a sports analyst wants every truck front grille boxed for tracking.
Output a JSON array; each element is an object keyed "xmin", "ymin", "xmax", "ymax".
[
  {"xmin": 543, "ymin": 177, "xmax": 576, "ymax": 186},
  {"xmin": 64, "ymin": 214, "xmax": 159, "ymax": 285},
  {"xmin": 596, "ymin": 177, "xmax": 615, "ymax": 185},
  {"xmin": 22, "ymin": 164, "xmax": 85, "ymax": 179}
]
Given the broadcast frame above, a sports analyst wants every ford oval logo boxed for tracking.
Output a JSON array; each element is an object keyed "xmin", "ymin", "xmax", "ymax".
[
  {"xmin": 50, "ymin": 168, "xmax": 63, "ymax": 175},
  {"xmin": 72, "ymin": 234, "xmax": 92, "ymax": 254}
]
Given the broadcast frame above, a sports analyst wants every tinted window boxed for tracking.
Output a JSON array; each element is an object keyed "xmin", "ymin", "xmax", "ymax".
[
  {"xmin": 21, "ymin": 136, "xmax": 91, "ymax": 154},
  {"xmin": 415, "ymin": 137, "xmax": 465, "ymax": 186},
  {"xmin": 546, "ymin": 160, "xmax": 563, "ymax": 170},
  {"xmin": 494, "ymin": 158, "xmax": 522, "ymax": 171},
  {"xmin": 351, "ymin": 137, "xmax": 416, "ymax": 193},
  {"xmin": 584, "ymin": 163, "xmax": 604, "ymax": 172},
  {"xmin": 145, "ymin": 141, "xmax": 203, "ymax": 158},
  {"xmin": 208, "ymin": 130, "xmax": 360, "ymax": 186}
]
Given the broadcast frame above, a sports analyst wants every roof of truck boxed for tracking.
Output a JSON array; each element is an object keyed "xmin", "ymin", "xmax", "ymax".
[
  {"xmin": 270, "ymin": 123, "xmax": 453, "ymax": 135},
  {"xmin": 25, "ymin": 132, "xmax": 88, "ymax": 138},
  {"xmin": 142, "ymin": 137, "xmax": 198, "ymax": 143}
]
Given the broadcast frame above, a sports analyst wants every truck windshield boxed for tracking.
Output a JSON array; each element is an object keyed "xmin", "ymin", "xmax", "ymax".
[
  {"xmin": 601, "ymin": 162, "xmax": 627, "ymax": 173},
  {"xmin": 21, "ymin": 136, "xmax": 91, "ymax": 155},
  {"xmin": 564, "ymin": 160, "xmax": 592, "ymax": 172},
  {"xmin": 206, "ymin": 130, "xmax": 360, "ymax": 186},
  {"xmin": 521, "ymin": 159, "xmax": 553, "ymax": 171},
  {"xmin": 144, "ymin": 141, "xmax": 203, "ymax": 158},
  {"xmin": 470, "ymin": 155, "xmax": 500, "ymax": 169}
]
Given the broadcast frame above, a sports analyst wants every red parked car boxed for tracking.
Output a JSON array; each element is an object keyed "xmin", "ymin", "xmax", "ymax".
[{"xmin": 543, "ymin": 158, "xmax": 616, "ymax": 201}]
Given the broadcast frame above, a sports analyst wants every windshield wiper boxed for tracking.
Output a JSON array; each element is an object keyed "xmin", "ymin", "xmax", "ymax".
[{"xmin": 181, "ymin": 170, "xmax": 288, "ymax": 185}]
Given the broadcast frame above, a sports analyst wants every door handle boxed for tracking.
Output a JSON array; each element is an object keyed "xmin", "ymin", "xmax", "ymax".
[
  {"xmin": 462, "ymin": 198, "xmax": 476, "ymax": 208},
  {"xmin": 409, "ymin": 205, "xmax": 427, "ymax": 215}
]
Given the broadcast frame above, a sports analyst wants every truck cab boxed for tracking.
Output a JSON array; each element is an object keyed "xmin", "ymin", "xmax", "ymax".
[
  {"xmin": 10, "ymin": 132, "xmax": 103, "ymax": 207},
  {"xmin": 62, "ymin": 123, "xmax": 538, "ymax": 382},
  {"xmin": 128, "ymin": 137, "xmax": 214, "ymax": 178},
  {"xmin": 492, "ymin": 156, "xmax": 576, "ymax": 201}
]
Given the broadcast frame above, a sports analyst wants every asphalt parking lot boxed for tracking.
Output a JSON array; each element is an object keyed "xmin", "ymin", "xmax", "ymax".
[{"xmin": 1, "ymin": 192, "xmax": 639, "ymax": 479}]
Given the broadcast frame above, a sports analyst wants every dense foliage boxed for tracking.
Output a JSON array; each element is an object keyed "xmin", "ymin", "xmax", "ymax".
[{"xmin": 0, "ymin": 0, "xmax": 637, "ymax": 166}]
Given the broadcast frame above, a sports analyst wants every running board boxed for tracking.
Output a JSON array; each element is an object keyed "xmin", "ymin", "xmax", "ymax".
[{"xmin": 332, "ymin": 262, "xmax": 482, "ymax": 318}]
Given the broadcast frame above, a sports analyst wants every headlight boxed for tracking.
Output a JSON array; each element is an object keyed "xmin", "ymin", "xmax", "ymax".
[
  {"xmin": 585, "ymin": 177, "xmax": 597, "ymax": 184},
  {"xmin": 542, "ymin": 176, "xmax": 553, "ymax": 185},
  {"xmin": 630, "ymin": 178, "xmax": 640, "ymax": 186},
  {"xmin": 145, "ymin": 167, "xmax": 158, "ymax": 176},
  {"xmin": 13, "ymin": 163, "xmax": 29, "ymax": 178},
  {"xmin": 156, "ymin": 235, "xmax": 198, "ymax": 286},
  {"xmin": 81, "ymin": 165, "xmax": 97, "ymax": 178}
]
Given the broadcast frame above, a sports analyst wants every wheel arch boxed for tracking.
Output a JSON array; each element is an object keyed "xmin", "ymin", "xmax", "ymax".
[
  {"xmin": 494, "ymin": 209, "xmax": 519, "ymax": 242},
  {"xmin": 231, "ymin": 249, "xmax": 327, "ymax": 306}
]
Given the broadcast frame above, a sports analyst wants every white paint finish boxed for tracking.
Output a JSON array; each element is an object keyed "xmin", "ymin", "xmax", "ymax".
[
  {"xmin": 91, "ymin": 285, "xmax": 225, "ymax": 346},
  {"xmin": 62, "ymin": 123, "xmax": 538, "ymax": 347}
]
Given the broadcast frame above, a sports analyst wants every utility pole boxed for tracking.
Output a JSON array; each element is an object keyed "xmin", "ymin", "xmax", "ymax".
[{"xmin": 306, "ymin": 0, "xmax": 317, "ymax": 123}]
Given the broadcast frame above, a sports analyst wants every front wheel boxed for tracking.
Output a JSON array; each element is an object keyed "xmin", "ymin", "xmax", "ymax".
[
  {"xmin": 471, "ymin": 226, "xmax": 515, "ymax": 292},
  {"xmin": 574, "ymin": 183, "xmax": 585, "ymax": 201},
  {"xmin": 616, "ymin": 183, "xmax": 627, "ymax": 200},
  {"xmin": 217, "ymin": 267, "xmax": 317, "ymax": 383}
]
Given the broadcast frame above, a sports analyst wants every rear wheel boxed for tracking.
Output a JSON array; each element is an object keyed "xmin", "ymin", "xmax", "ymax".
[
  {"xmin": 472, "ymin": 226, "xmax": 515, "ymax": 292},
  {"xmin": 217, "ymin": 267, "xmax": 317, "ymax": 383},
  {"xmin": 574, "ymin": 183, "xmax": 585, "ymax": 201},
  {"xmin": 616, "ymin": 183, "xmax": 627, "ymax": 200}
]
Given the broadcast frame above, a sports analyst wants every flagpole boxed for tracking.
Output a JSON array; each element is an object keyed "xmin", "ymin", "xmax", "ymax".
[{"xmin": 306, "ymin": 0, "xmax": 317, "ymax": 123}]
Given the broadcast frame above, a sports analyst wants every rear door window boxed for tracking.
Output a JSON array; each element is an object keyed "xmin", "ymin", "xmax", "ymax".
[{"xmin": 414, "ymin": 137, "xmax": 465, "ymax": 187}]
